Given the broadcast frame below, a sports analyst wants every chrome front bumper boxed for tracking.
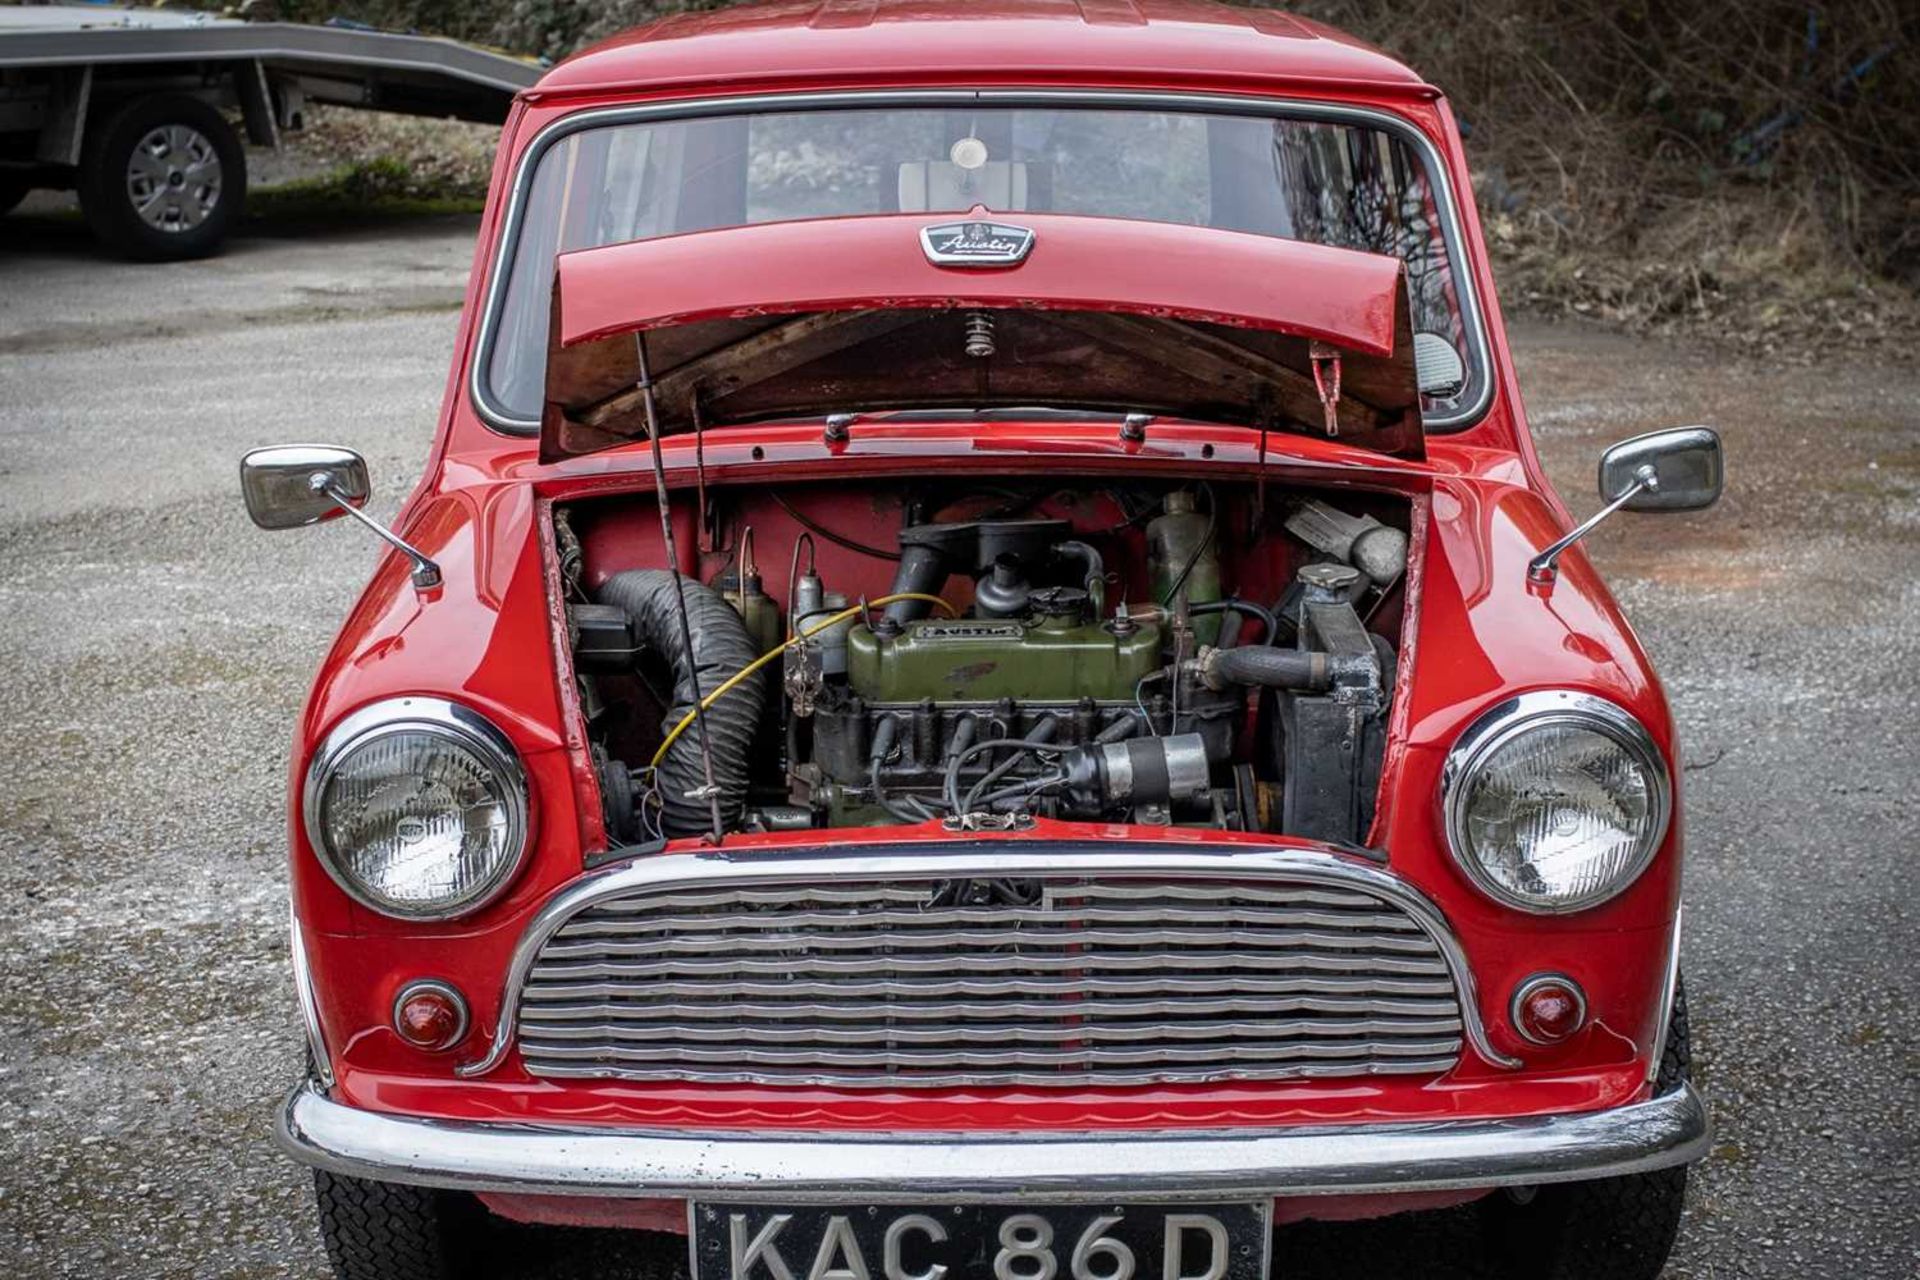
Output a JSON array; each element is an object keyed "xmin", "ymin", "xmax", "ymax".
[{"xmin": 276, "ymin": 1080, "xmax": 1709, "ymax": 1202}]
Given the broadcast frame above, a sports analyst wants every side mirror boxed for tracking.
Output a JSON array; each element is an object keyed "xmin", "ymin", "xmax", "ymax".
[
  {"xmin": 238, "ymin": 444, "xmax": 441, "ymax": 590},
  {"xmin": 240, "ymin": 444, "xmax": 369, "ymax": 529},
  {"xmin": 1529, "ymin": 426, "xmax": 1724, "ymax": 587},
  {"xmin": 1599, "ymin": 426, "xmax": 1723, "ymax": 512}
]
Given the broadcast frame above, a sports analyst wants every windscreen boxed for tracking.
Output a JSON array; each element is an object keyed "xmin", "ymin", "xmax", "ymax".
[{"xmin": 484, "ymin": 105, "xmax": 1477, "ymax": 426}]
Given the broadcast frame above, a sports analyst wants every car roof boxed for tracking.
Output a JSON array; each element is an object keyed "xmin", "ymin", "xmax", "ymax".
[{"xmin": 531, "ymin": 0, "xmax": 1434, "ymax": 100}]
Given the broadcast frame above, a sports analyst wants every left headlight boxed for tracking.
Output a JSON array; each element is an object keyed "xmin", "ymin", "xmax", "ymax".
[
  {"xmin": 1441, "ymin": 691, "xmax": 1671, "ymax": 914},
  {"xmin": 303, "ymin": 698, "xmax": 530, "ymax": 920}
]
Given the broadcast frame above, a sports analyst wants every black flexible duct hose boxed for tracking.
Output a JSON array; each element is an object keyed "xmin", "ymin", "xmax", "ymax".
[
  {"xmin": 597, "ymin": 570, "xmax": 766, "ymax": 837},
  {"xmin": 1207, "ymin": 645, "xmax": 1331, "ymax": 691}
]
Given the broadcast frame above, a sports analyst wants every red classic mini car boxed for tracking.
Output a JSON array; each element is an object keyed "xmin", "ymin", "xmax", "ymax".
[{"xmin": 243, "ymin": 4, "xmax": 1720, "ymax": 1279}]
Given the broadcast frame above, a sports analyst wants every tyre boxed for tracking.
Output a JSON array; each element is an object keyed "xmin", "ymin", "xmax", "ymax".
[
  {"xmin": 313, "ymin": 1168, "xmax": 488, "ymax": 1280},
  {"xmin": 0, "ymin": 176, "xmax": 28, "ymax": 217},
  {"xmin": 78, "ymin": 93, "xmax": 244, "ymax": 260},
  {"xmin": 1478, "ymin": 981, "xmax": 1693, "ymax": 1280}
]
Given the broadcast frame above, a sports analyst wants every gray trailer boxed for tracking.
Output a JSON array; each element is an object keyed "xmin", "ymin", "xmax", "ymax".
[{"xmin": 0, "ymin": 4, "xmax": 539, "ymax": 260}]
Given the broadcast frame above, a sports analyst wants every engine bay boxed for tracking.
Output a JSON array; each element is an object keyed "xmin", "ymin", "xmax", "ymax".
[{"xmin": 556, "ymin": 478, "xmax": 1410, "ymax": 847}]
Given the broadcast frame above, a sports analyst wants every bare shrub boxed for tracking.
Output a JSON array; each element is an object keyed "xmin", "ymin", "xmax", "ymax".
[
  {"xmin": 1295, "ymin": 0, "xmax": 1917, "ymax": 343},
  {"xmin": 243, "ymin": 0, "xmax": 1919, "ymax": 347}
]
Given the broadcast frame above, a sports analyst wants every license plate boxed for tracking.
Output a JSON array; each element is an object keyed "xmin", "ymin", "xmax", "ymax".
[{"xmin": 690, "ymin": 1201, "xmax": 1270, "ymax": 1280}]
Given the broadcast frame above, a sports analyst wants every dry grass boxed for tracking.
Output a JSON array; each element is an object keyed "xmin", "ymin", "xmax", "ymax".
[{"xmin": 272, "ymin": 105, "xmax": 499, "ymax": 200}]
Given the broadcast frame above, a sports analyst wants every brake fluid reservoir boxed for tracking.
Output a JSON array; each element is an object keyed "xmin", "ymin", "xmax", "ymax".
[
  {"xmin": 1147, "ymin": 490, "xmax": 1221, "ymax": 644},
  {"xmin": 718, "ymin": 569, "xmax": 783, "ymax": 657}
]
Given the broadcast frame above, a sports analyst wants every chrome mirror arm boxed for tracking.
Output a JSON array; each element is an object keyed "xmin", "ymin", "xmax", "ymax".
[
  {"xmin": 308, "ymin": 472, "xmax": 443, "ymax": 590},
  {"xmin": 1527, "ymin": 463, "xmax": 1659, "ymax": 586}
]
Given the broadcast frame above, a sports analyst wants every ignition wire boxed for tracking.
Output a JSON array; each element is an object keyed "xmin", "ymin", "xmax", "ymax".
[{"xmin": 649, "ymin": 592, "xmax": 956, "ymax": 768}]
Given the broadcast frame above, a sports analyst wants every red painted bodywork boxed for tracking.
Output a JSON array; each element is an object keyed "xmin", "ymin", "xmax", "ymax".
[
  {"xmin": 554, "ymin": 214, "xmax": 1408, "ymax": 353},
  {"xmin": 286, "ymin": 0, "xmax": 1680, "ymax": 1227}
]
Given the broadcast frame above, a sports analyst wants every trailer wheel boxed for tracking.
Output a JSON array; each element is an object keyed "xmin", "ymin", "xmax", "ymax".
[{"xmin": 79, "ymin": 94, "xmax": 245, "ymax": 261}]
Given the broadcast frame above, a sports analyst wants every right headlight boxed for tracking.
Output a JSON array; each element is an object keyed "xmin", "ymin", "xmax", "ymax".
[
  {"xmin": 1442, "ymin": 691, "xmax": 1671, "ymax": 914},
  {"xmin": 303, "ymin": 697, "xmax": 530, "ymax": 920}
]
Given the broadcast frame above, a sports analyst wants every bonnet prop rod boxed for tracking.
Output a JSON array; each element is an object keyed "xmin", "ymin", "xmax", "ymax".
[{"xmin": 634, "ymin": 332, "xmax": 726, "ymax": 844}]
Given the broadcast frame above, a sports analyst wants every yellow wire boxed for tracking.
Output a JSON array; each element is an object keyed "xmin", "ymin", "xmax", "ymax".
[{"xmin": 647, "ymin": 591, "xmax": 956, "ymax": 769}]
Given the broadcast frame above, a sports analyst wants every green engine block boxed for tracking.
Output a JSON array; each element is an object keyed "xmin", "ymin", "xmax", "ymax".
[{"xmin": 845, "ymin": 612, "xmax": 1164, "ymax": 703}]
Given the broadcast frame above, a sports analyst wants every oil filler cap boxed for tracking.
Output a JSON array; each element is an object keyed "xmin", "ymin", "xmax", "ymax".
[{"xmin": 1028, "ymin": 585, "xmax": 1088, "ymax": 620}]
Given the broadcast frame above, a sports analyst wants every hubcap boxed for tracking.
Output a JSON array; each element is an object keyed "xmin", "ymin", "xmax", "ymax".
[{"xmin": 125, "ymin": 125, "xmax": 221, "ymax": 232}]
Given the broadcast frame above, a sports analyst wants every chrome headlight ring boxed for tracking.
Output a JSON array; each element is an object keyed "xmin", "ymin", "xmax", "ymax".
[
  {"xmin": 302, "ymin": 697, "xmax": 531, "ymax": 921},
  {"xmin": 1441, "ymin": 690, "xmax": 1672, "ymax": 915}
]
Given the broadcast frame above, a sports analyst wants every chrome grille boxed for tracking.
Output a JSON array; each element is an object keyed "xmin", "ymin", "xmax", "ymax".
[{"xmin": 515, "ymin": 875, "xmax": 1467, "ymax": 1087}]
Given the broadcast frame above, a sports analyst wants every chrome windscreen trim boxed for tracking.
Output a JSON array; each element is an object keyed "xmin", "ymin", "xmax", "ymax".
[
  {"xmin": 277, "ymin": 1077, "xmax": 1709, "ymax": 1201},
  {"xmin": 289, "ymin": 908, "xmax": 333, "ymax": 1090},
  {"xmin": 456, "ymin": 843, "xmax": 1523, "ymax": 1079},
  {"xmin": 468, "ymin": 89, "xmax": 1495, "ymax": 435}
]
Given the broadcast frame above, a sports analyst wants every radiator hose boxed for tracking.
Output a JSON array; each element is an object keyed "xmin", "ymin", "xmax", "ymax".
[
  {"xmin": 597, "ymin": 570, "xmax": 765, "ymax": 837},
  {"xmin": 1200, "ymin": 644, "xmax": 1331, "ymax": 692}
]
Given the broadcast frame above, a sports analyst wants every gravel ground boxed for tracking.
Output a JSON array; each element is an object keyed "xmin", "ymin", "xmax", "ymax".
[{"xmin": 0, "ymin": 208, "xmax": 1915, "ymax": 1279}]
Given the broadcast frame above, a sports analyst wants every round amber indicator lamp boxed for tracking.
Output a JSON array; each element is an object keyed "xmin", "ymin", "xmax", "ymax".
[
  {"xmin": 1511, "ymin": 973, "xmax": 1588, "ymax": 1045},
  {"xmin": 392, "ymin": 979, "xmax": 470, "ymax": 1052}
]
